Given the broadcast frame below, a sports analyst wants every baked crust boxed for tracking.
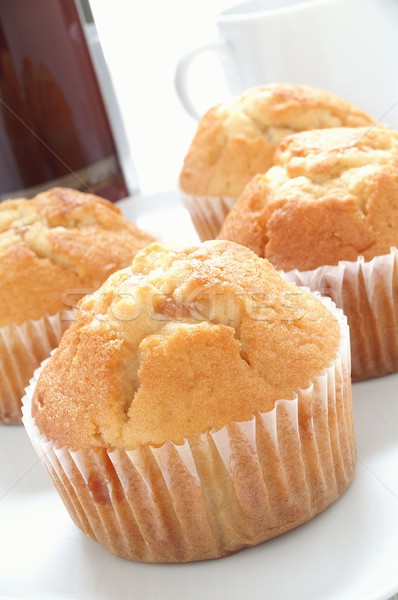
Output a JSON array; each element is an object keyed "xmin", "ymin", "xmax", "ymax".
[
  {"xmin": 32, "ymin": 240, "xmax": 340, "ymax": 450},
  {"xmin": 219, "ymin": 127, "xmax": 398, "ymax": 271},
  {"xmin": 180, "ymin": 83, "xmax": 374, "ymax": 198},
  {"xmin": 25, "ymin": 246, "xmax": 354, "ymax": 562},
  {"xmin": 0, "ymin": 187, "xmax": 154, "ymax": 327}
]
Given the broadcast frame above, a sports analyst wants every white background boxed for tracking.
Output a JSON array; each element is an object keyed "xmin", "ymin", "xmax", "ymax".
[
  {"xmin": 89, "ymin": 0, "xmax": 236, "ymax": 195},
  {"xmin": 89, "ymin": 0, "xmax": 398, "ymax": 200}
]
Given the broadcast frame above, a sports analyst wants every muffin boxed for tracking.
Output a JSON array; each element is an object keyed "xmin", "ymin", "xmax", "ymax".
[
  {"xmin": 23, "ymin": 240, "xmax": 354, "ymax": 563},
  {"xmin": 0, "ymin": 186, "xmax": 154, "ymax": 424},
  {"xmin": 179, "ymin": 82, "xmax": 374, "ymax": 241},
  {"xmin": 219, "ymin": 126, "xmax": 398, "ymax": 380}
]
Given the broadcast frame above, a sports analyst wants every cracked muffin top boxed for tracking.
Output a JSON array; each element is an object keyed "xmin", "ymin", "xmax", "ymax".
[
  {"xmin": 32, "ymin": 240, "xmax": 340, "ymax": 450},
  {"xmin": 179, "ymin": 83, "xmax": 374, "ymax": 198},
  {"xmin": 0, "ymin": 187, "xmax": 154, "ymax": 327},
  {"xmin": 219, "ymin": 127, "xmax": 398, "ymax": 271}
]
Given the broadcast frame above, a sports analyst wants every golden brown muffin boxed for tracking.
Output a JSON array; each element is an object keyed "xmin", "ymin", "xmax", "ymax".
[
  {"xmin": 0, "ymin": 187, "xmax": 154, "ymax": 424},
  {"xmin": 0, "ymin": 187, "xmax": 154, "ymax": 326},
  {"xmin": 180, "ymin": 83, "xmax": 374, "ymax": 241},
  {"xmin": 25, "ymin": 240, "xmax": 355, "ymax": 562},
  {"xmin": 220, "ymin": 127, "xmax": 398, "ymax": 270},
  {"xmin": 219, "ymin": 126, "xmax": 398, "ymax": 380}
]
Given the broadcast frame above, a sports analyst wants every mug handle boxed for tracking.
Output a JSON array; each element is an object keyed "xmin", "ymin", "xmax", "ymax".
[{"xmin": 175, "ymin": 42, "xmax": 234, "ymax": 120}]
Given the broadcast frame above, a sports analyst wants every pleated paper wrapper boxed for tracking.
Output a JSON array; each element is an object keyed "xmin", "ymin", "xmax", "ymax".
[
  {"xmin": 181, "ymin": 192, "xmax": 236, "ymax": 242},
  {"xmin": 22, "ymin": 296, "xmax": 355, "ymax": 563},
  {"xmin": 0, "ymin": 311, "xmax": 73, "ymax": 425},
  {"xmin": 283, "ymin": 248, "xmax": 398, "ymax": 381}
]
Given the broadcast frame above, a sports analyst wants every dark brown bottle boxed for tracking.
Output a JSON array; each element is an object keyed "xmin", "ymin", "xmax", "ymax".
[{"xmin": 0, "ymin": 0, "xmax": 129, "ymax": 202}]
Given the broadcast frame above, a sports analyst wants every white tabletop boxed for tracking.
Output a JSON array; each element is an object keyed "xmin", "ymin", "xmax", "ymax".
[{"xmin": 1, "ymin": 193, "xmax": 397, "ymax": 600}]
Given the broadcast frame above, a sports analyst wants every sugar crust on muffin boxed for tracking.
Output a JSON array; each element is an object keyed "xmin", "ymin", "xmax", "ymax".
[
  {"xmin": 180, "ymin": 83, "xmax": 374, "ymax": 199},
  {"xmin": 0, "ymin": 187, "xmax": 154, "ymax": 327},
  {"xmin": 219, "ymin": 127, "xmax": 398, "ymax": 271},
  {"xmin": 32, "ymin": 240, "xmax": 340, "ymax": 450}
]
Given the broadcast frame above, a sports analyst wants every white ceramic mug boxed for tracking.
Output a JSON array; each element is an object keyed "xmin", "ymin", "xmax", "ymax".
[{"xmin": 175, "ymin": 0, "xmax": 398, "ymax": 126}]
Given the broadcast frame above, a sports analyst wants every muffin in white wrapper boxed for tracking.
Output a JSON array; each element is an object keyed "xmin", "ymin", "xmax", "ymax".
[
  {"xmin": 219, "ymin": 127, "xmax": 398, "ymax": 381},
  {"xmin": 22, "ymin": 289, "xmax": 355, "ymax": 563},
  {"xmin": 283, "ymin": 248, "xmax": 398, "ymax": 381},
  {"xmin": 0, "ymin": 310, "xmax": 73, "ymax": 424},
  {"xmin": 179, "ymin": 84, "xmax": 374, "ymax": 243},
  {"xmin": 0, "ymin": 186, "xmax": 155, "ymax": 425},
  {"xmin": 181, "ymin": 192, "xmax": 236, "ymax": 242}
]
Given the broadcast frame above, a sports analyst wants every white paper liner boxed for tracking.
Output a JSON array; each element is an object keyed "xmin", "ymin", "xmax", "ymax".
[
  {"xmin": 0, "ymin": 311, "xmax": 73, "ymax": 425},
  {"xmin": 22, "ymin": 295, "xmax": 355, "ymax": 563},
  {"xmin": 181, "ymin": 192, "xmax": 236, "ymax": 242},
  {"xmin": 282, "ymin": 248, "xmax": 398, "ymax": 381}
]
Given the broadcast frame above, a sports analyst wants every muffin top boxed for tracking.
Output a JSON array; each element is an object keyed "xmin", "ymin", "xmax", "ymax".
[
  {"xmin": 32, "ymin": 240, "xmax": 340, "ymax": 450},
  {"xmin": 179, "ymin": 83, "xmax": 374, "ymax": 198},
  {"xmin": 0, "ymin": 187, "xmax": 154, "ymax": 327},
  {"xmin": 219, "ymin": 126, "xmax": 398, "ymax": 271}
]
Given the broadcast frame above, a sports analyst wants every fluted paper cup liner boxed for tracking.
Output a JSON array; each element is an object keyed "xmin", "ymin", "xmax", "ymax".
[
  {"xmin": 181, "ymin": 192, "xmax": 236, "ymax": 242},
  {"xmin": 22, "ymin": 296, "xmax": 355, "ymax": 563},
  {"xmin": 283, "ymin": 248, "xmax": 398, "ymax": 381},
  {"xmin": 0, "ymin": 311, "xmax": 73, "ymax": 425}
]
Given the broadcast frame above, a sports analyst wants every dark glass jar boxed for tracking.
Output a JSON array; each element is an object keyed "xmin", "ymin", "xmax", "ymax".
[{"xmin": 0, "ymin": 0, "xmax": 130, "ymax": 201}]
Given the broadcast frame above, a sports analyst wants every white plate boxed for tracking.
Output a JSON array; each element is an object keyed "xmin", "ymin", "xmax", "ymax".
[{"xmin": 1, "ymin": 193, "xmax": 398, "ymax": 600}]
